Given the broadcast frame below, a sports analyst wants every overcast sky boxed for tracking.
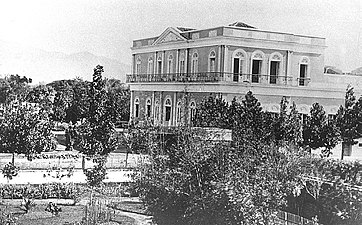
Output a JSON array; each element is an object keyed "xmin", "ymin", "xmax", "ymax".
[{"xmin": 1, "ymin": 0, "xmax": 361, "ymax": 72}]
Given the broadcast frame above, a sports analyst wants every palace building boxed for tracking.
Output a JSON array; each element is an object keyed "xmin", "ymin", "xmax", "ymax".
[{"xmin": 126, "ymin": 22, "xmax": 362, "ymax": 159}]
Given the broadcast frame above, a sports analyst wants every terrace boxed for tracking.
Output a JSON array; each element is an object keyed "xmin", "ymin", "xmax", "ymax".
[{"xmin": 126, "ymin": 72, "xmax": 311, "ymax": 87}]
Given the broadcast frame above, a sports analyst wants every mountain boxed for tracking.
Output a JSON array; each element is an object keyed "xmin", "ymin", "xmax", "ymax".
[
  {"xmin": 351, "ymin": 67, "xmax": 362, "ymax": 75},
  {"xmin": 0, "ymin": 40, "xmax": 130, "ymax": 84}
]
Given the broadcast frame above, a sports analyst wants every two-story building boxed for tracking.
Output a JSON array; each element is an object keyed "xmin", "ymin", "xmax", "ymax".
[{"xmin": 126, "ymin": 22, "xmax": 362, "ymax": 160}]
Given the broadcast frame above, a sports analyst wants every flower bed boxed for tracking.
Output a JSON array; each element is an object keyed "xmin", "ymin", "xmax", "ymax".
[{"xmin": 0, "ymin": 183, "xmax": 85, "ymax": 201}]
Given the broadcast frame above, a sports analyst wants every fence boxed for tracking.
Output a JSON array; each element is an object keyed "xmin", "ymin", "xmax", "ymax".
[{"xmin": 273, "ymin": 211, "xmax": 319, "ymax": 225}]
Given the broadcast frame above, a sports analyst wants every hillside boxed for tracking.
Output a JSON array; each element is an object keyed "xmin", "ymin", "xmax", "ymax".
[{"xmin": 0, "ymin": 40, "xmax": 130, "ymax": 84}]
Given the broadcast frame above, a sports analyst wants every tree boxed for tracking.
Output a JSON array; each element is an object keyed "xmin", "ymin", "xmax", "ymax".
[
  {"xmin": 26, "ymin": 84, "xmax": 55, "ymax": 113},
  {"xmin": 302, "ymin": 103, "xmax": 340, "ymax": 156},
  {"xmin": 284, "ymin": 102, "xmax": 303, "ymax": 148},
  {"xmin": 0, "ymin": 104, "xmax": 56, "ymax": 162},
  {"xmin": 336, "ymin": 86, "xmax": 362, "ymax": 159},
  {"xmin": 0, "ymin": 74, "xmax": 32, "ymax": 104},
  {"xmin": 75, "ymin": 65, "xmax": 118, "ymax": 199},
  {"xmin": 193, "ymin": 94, "xmax": 230, "ymax": 128}
]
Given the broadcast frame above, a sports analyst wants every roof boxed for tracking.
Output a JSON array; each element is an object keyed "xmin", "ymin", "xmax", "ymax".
[{"xmin": 228, "ymin": 21, "xmax": 257, "ymax": 29}]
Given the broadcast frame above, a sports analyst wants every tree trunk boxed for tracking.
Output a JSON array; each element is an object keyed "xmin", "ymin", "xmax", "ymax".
[{"xmin": 12, "ymin": 153, "xmax": 15, "ymax": 165}]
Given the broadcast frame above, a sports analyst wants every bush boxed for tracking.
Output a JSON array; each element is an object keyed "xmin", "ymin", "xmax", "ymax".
[{"xmin": 0, "ymin": 183, "xmax": 85, "ymax": 201}]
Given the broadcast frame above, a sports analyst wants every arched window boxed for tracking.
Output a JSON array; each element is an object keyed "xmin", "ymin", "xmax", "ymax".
[
  {"xmin": 147, "ymin": 57, "xmax": 153, "ymax": 74},
  {"xmin": 164, "ymin": 98, "xmax": 172, "ymax": 122},
  {"xmin": 154, "ymin": 100, "xmax": 160, "ymax": 122},
  {"xmin": 232, "ymin": 49, "xmax": 246, "ymax": 82},
  {"xmin": 176, "ymin": 101, "xmax": 182, "ymax": 125},
  {"xmin": 209, "ymin": 51, "xmax": 216, "ymax": 73},
  {"xmin": 136, "ymin": 57, "xmax": 141, "ymax": 75},
  {"xmin": 269, "ymin": 52, "xmax": 282, "ymax": 84},
  {"xmin": 191, "ymin": 52, "xmax": 198, "ymax": 73},
  {"xmin": 179, "ymin": 53, "xmax": 185, "ymax": 74},
  {"xmin": 189, "ymin": 101, "xmax": 196, "ymax": 124},
  {"xmin": 134, "ymin": 98, "xmax": 140, "ymax": 118},
  {"xmin": 251, "ymin": 51, "xmax": 264, "ymax": 83},
  {"xmin": 157, "ymin": 56, "xmax": 162, "ymax": 74},
  {"xmin": 299, "ymin": 57, "xmax": 310, "ymax": 86},
  {"xmin": 167, "ymin": 54, "xmax": 173, "ymax": 74},
  {"xmin": 146, "ymin": 98, "xmax": 152, "ymax": 118}
]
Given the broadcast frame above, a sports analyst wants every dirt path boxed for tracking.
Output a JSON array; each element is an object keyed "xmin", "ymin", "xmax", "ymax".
[{"xmin": 114, "ymin": 210, "xmax": 153, "ymax": 225}]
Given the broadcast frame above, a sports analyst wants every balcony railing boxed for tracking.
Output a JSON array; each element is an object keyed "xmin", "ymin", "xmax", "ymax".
[{"xmin": 126, "ymin": 72, "xmax": 310, "ymax": 87}]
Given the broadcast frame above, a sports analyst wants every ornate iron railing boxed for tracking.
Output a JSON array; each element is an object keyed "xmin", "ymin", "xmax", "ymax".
[{"xmin": 126, "ymin": 72, "xmax": 309, "ymax": 86}]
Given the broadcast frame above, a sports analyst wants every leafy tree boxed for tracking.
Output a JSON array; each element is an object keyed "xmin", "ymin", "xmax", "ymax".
[
  {"xmin": 302, "ymin": 103, "xmax": 340, "ymax": 156},
  {"xmin": 336, "ymin": 86, "xmax": 362, "ymax": 151},
  {"xmin": 75, "ymin": 65, "xmax": 118, "ymax": 200},
  {"xmin": 105, "ymin": 79, "xmax": 130, "ymax": 125},
  {"xmin": 193, "ymin": 94, "xmax": 230, "ymax": 128},
  {"xmin": 26, "ymin": 84, "xmax": 55, "ymax": 113},
  {"xmin": 0, "ymin": 104, "xmax": 56, "ymax": 162},
  {"xmin": 232, "ymin": 91, "xmax": 275, "ymax": 151},
  {"xmin": 76, "ymin": 66, "xmax": 117, "ymax": 157},
  {"xmin": 137, "ymin": 127, "xmax": 238, "ymax": 225},
  {"xmin": 0, "ymin": 74, "xmax": 32, "ymax": 104},
  {"xmin": 274, "ymin": 96, "xmax": 289, "ymax": 144},
  {"xmin": 284, "ymin": 102, "xmax": 303, "ymax": 147}
]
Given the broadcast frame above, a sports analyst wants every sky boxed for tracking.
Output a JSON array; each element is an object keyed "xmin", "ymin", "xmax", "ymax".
[{"xmin": 0, "ymin": 0, "xmax": 361, "ymax": 72}]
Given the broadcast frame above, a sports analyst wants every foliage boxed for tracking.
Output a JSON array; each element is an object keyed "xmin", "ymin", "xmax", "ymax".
[
  {"xmin": 2, "ymin": 162, "xmax": 19, "ymax": 181},
  {"xmin": 0, "ymin": 74, "xmax": 32, "ymax": 104},
  {"xmin": 302, "ymin": 103, "xmax": 340, "ymax": 156},
  {"xmin": 20, "ymin": 197, "xmax": 35, "ymax": 213},
  {"xmin": 336, "ymin": 86, "xmax": 362, "ymax": 146},
  {"xmin": 45, "ymin": 202, "xmax": 62, "ymax": 216},
  {"xmin": 136, "ymin": 127, "xmax": 238, "ymax": 225},
  {"xmin": 286, "ymin": 157, "xmax": 362, "ymax": 225},
  {"xmin": 0, "ymin": 209, "xmax": 17, "ymax": 225},
  {"xmin": 0, "ymin": 104, "xmax": 56, "ymax": 160},
  {"xmin": 75, "ymin": 66, "xmax": 117, "ymax": 157},
  {"xmin": 0, "ymin": 183, "xmax": 84, "ymax": 200},
  {"xmin": 83, "ymin": 157, "xmax": 107, "ymax": 187},
  {"xmin": 193, "ymin": 94, "xmax": 230, "ymax": 128},
  {"xmin": 26, "ymin": 84, "xmax": 55, "ymax": 113}
]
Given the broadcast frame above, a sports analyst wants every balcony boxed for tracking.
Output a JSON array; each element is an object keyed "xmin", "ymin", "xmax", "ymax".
[{"xmin": 126, "ymin": 72, "xmax": 310, "ymax": 87}]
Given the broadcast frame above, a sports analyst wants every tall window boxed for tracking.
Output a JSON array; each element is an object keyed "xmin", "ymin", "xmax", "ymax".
[
  {"xmin": 176, "ymin": 101, "xmax": 182, "ymax": 125},
  {"xmin": 136, "ymin": 57, "xmax": 141, "ymax": 75},
  {"xmin": 157, "ymin": 56, "xmax": 162, "ymax": 74},
  {"xmin": 164, "ymin": 98, "xmax": 172, "ymax": 122},
  {"xmin": 134, "ymin": 98, "xmax": 140, "ymax": 118},
  {"xmin": 232, "ymin": 50, "xmax": 245, "ymax": 82},
  {"xmin": 191, "ymin": 52, "xmax": 198, "ymax": 73},
  {"xmin": 167, "ymin": 54, "xmax": 173, "ymax": 74},
  {"xmin": 299, "ymin": 57, "xmax": 309, "ymax": 86},
  {"xmin": 251, "ymin": 51, "xmax": 264, "ymax": 83},
  {"xmin": 146, "ymin": 99, "xmax": 152, "ymax": 118},
  {"xmin": 269, "ymin": 53, "xmax": 282, "ymax": 84},
  {"xmin": 209, "ymin": 51, "xmax": 216, "ymax": 72},
  {"xmin": 179, "ymin": 54, "xmax": 185, "ymax": 74},
  {"xmin": 189, "ymin": 101, "xmax": 196, "ymax": 124},
  {"xmin": 147, "ymin": 57, "xmax": 153, "ymax": 74}
]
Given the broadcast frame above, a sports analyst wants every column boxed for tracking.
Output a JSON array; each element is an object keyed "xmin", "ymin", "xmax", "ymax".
[
  {"xmin": 159, "ymin": 92, "xmax": 163, "ymax": 124},
  {"xmin": 184, "ymin": 49, "xmax": 189, "ymax": 74},
  {"xmin": 175, "ymin": 49, "xmax": 179, "ymax": 74},
  {"xmin": 131, "ymin": 54, "xmax": 135, "ymax": 74},
  {"xmin": 154, "ymin": 52, "xmax": 157, "ymax": 74},
  {"xmin": 223, "ymin": 46, "xmax": 229, "ymax": 81},
  {"xmin": 152, "ymin": 91, "xmax": 155, "ymax": 121},
  {"xmin": 217, "ymin": 45, "xmax": 221, "ymax": 73},
  {"xmin": 287, "ymin": 51, "xmax": 293, "ymax": 85},
  {"xmin": 130, "ymin": 91, "xmax": 134, "ymax": 120},
  {"xmin": 173, "ymin": 92, "xmax": 177, "ymax": 126},
  {"xmin": 162, "ymin": 51, "xmax": 165, "ymax": 74}
]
